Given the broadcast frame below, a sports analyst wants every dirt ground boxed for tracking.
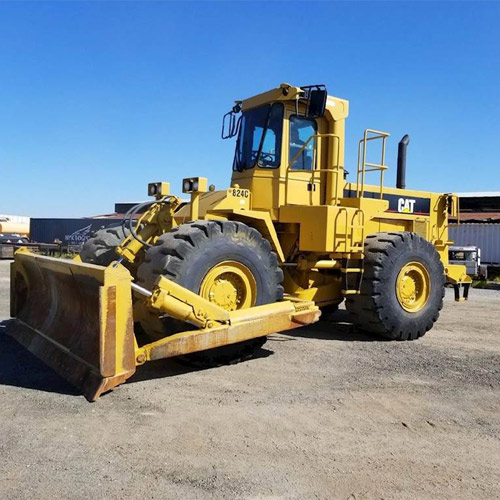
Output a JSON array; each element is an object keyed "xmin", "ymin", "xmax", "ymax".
[{"xmin": 0, "ymin": 259, "xmax": 499, "ymax": 500}]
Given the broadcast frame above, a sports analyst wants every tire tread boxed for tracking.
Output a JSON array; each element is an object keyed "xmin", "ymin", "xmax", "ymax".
[{"xmin": 345, "ymin": 232, "xmax": 445, "ymax": 340}]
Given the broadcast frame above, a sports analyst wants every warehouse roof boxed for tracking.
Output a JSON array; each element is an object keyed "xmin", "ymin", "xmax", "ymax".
[
  {"xmin": 457, "ymin": 212, "xmax": 500, "ymax": 222},
  {"xmin": 456, "ymin": 192, "xmax": 500, "ymax": 198}
]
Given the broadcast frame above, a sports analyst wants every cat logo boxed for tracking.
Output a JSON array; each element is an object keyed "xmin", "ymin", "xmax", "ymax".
[{"xmin": 398, "ymin": 198, "xmax": 416, "ymax": 214}]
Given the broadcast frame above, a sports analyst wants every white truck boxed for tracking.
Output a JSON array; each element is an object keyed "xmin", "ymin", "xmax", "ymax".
[{"xmin": 449, "ymin": 245, "xmax": 488, "ymax": 279}]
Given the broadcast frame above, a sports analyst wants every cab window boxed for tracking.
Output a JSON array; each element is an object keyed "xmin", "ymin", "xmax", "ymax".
[
  {"xmin": 233, "ymin": 103, "xmax": 284, "ymax": 171},
  {"xmin": 289, "ymin": 115, "xmax": 317, "ymax": 170}
]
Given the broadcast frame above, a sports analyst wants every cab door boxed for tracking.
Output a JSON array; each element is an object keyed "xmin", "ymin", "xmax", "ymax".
[{"xmin": 284, "ymin": 111, "xmax": 322, "ymax": 206}]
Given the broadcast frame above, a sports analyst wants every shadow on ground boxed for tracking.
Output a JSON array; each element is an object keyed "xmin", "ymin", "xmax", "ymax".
[
  {"xmin": 0, "ymin": 310, "xmax": 381, "ymax": 397},
  {"xmin": 0, "ymin": 319, "xmax": 273, "ymax": 395},
  {"xmin": 0, "ymin": 319, "xmax": 215, "ymax": 395},
  {"xmin": 0, "ymin": 319, "xmax": 80, "ymax": 396},
  {"xmin": 277, "ymin": 309, "xmax": 386, "ymax": 342},
  {"xmin": 128, "ymin": 346, "xmax": 274, "ymax": 384}
]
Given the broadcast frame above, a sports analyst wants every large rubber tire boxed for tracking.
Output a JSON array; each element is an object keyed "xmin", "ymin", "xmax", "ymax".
[
  {"xmin": 137, "ymin": 220, "xmax": 284, "ymax": 365},
  {"xmin": 80, "ymin": 224, "xmax": 130, "ymax": 266},
  {"xmin": 345, "ymin": 232, "xmax": 445, "ymax": 340}
]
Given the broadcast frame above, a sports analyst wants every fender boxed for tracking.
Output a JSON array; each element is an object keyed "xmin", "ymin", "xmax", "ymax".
[{"xmin": 207, "ymin": 209, "xmax": 285, "ymax": 263}]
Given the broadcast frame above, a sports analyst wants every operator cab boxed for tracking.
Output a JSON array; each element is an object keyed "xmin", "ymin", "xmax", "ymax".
[{"xmin": 222, "ymin": 84, "xmax": 349, "ymax": 218}]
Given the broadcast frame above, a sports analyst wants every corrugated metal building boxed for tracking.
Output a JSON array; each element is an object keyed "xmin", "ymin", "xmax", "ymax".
[
  {"xmin": 450, "ymin": 192, "xmax": 500, "ymax": 265},
  {"xmin": 449, "ymin": 224, "xmax": 500, "ymax": 265}
]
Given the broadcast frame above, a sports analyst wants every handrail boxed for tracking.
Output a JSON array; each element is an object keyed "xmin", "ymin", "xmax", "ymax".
[
  {"xmin": 333, "ymin": 206, "xmax": 365, "ymax": 254},
  {"xmin": 351, "ymin": 208, "xmax": 365, "ymax": 253},
  {"xmin": 356, "ymin": 128, "xmax": 390, "ymax": 199},
  {"xmin": 285, "ymin": 133, "xmax": 341, "ymax": 205}
]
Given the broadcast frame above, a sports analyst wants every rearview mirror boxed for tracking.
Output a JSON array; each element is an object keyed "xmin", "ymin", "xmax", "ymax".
[
  {"xmin": 221, "ymin": 103, "xmax": 242, "ymax": 139},
  {"xmin": 307, "ymin": 89, "xmax": 327, "ymax": 118}
]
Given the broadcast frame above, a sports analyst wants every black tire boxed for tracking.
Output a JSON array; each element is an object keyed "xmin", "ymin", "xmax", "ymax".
[
  {"xmin": 345, "ymin": 232, "xmax": 445, "ymax": 340},
  {"xmin": 80, "ymin": 224, "xmax": 130, "ymax": 266},
  {"xmin": 320, "ymin": 304, "xmax": 339, "ymax": 314},
  {"xmin": 137, "ymin": 220, "xmax": 284, "ymax": 365},
  {"xmin": 319, "ymin": 303, "xmax": 339, "ymax": 321}
]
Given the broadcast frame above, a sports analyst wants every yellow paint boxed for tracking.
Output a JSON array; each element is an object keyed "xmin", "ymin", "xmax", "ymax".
[
  {"xmin": 445, "ymin": 264, "xmax": 472, "ymax": 285},
  {"xmin": 284, "ymin": 267, "xmax": 343, "ymax": 306},
  {"xmin": 10, "ymin": 250, "xmax": 136, "ymax": 401},
  {"xmin": 116, "ymin": 194, "xmax": 182, "ymax": 262},
  {"xmin": 200, "ymin": 260, "xmax": 257, "ymax": 311},
  {"xmin": 396, "ymin": 261, "xmax": 431, "ymax": 312},
  {"xmin": 210, "ymin": 209, "xmax": 285, "ymax": 262},
  {"xmin": 137, "ymin": 299, "xmax": 320, "ymax": 362},
  {"xmin": 149, "ymin": 275, "xmax": 231, "ymax": 328}
]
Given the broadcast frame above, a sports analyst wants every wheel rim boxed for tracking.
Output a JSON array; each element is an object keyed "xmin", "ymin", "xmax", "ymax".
[
  {"xmin": 200, "ymin": 261, "xmax": 257, "ymax": 311},
  {"xmin": 396, "ymin": 261, "xmax": 431, "ymax": 312}
]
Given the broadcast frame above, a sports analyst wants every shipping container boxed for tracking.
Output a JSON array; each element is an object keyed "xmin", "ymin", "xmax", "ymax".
[
  {"xmin": 114, "ymin": 202, "xmax": 146, "ymax": 214},
  {"xmin": 449, "ymin": 223, "xmax": 500, "ymax": 265},
  {"xmin": 30, "ymin": 218, "xmax": 122, "ymax": 245}
]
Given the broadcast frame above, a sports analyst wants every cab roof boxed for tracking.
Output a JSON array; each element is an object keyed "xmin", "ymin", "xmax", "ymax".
[{"xmin": 239, "ymin": 83, "xmax": 349, "ymax": 121}]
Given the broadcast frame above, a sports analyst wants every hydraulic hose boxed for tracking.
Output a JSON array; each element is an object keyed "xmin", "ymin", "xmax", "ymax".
[{"xmin": 121, "ymin": 198, "xmax": 172, "ymax": 249}]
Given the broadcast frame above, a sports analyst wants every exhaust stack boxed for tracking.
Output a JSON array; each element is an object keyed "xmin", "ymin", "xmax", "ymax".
[{"xmin": 396, "ymin": 134, "xmax": 410, "ymax": 189}]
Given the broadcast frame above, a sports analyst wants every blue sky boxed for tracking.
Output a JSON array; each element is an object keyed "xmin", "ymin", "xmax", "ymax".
[{"xmin": 0, "ymin": 1, "xmax": 499, "ymax": 218}]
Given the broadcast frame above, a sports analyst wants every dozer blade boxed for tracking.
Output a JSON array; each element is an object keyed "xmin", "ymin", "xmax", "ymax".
[{"xmin": 9, "ymin": 249, "xmax": 136, "ymax": 401}]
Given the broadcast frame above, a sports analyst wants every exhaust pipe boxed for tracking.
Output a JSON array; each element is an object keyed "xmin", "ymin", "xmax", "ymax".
[{"xmin": 396, "ymin": 134, "xmax": 410, "ymax": 189}]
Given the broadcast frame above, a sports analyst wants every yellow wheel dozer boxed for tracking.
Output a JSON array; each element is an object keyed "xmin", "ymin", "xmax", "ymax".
[{"xmin": 8, "ymin": 83, "xmax": 471, "ymax": 400}]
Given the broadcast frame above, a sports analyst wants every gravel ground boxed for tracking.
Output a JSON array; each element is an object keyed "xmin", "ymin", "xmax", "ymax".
[{"xmin": 0, "ymin": 259, "xmax": 499, "ymax": 499}]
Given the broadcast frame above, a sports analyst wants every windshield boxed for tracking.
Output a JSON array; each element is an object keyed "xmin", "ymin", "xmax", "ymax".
[{"xmin": 233, "ymin": 103, "xmax": 284, "ymax": 171}]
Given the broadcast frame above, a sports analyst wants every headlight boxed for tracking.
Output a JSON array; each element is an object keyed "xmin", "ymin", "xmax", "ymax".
[
  {"xmin": 148, "ymin": 182, "xmax": 169, "ymax": 198},
  {"xmin": 182, "ymin": 176, "xmax": 208, "ymax": 193}
]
